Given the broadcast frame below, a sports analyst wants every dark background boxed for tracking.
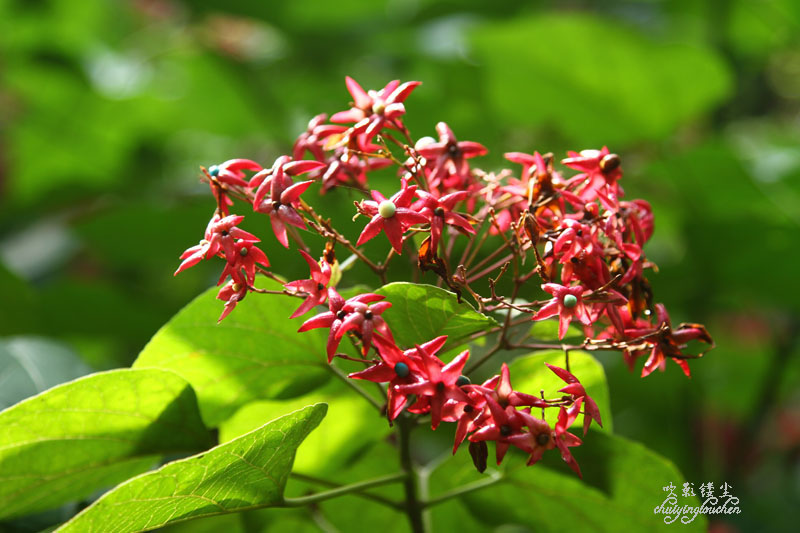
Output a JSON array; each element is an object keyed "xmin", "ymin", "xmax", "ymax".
[{"xmin": 1, "ymin": 0, "xmax": 798, "ymax": 531}]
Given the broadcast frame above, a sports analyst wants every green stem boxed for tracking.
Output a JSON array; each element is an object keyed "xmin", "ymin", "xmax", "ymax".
[
  {"xmin": 423, "ymin": 471, "xmax": 503, "ymax": 508},
  {"xmin": 282, "ymin": 472, "xmax": 407, "ymax": 507},
  {"xmin": 290, "ymin": 472, "xmax": 402, "ymax": 509},
  {"xmin": 398, "ymin": 416, "xmax": 426, "ymax": 533}
]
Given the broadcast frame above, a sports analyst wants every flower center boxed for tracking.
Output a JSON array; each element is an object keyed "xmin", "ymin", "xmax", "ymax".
[
  {"xmin": 434, "ymin": 206, "xmax": 445, "ymax": 217},
  {"xmin": 316, "ymin": 283, "xmax": 325, "ymax": 291},
  {"xmin": 563, "ymin": 294, "xmax": 578, "ymax": 308},
  {"xmin": 239, "ymin": 247, "xmax": 249, "ymax": 257},
  {"xmin": 378, "ymin": 200, "xmax": 397, "ymax": 218},
  {"xmin": 500, "ymin": 424, "xmax": 512, "ymax": 437},
  {"xmin": 536, "ymin": 432, "xmax": 550, "ymax": 446}
]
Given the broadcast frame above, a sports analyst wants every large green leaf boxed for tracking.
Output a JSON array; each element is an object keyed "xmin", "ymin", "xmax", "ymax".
[
  {"xmin": 0, "ymin": 336, "xmax": 92, "ymax": 410},
  {"xmin": 0, "ymin": 368, "xmax": 211, "ymax": 520},
  {"xmin": 375, "ymin": 283, "xmax": 497, "ymax": 350},
  {"xmin": 471, "ymin": 13, "xmax": 732, "ymax": 147},
  {"xmin": 509, "ymin": 349, "xmax": 613, "ymax": 432},
  {"xmin": 429, "ymin": 432, "xmax": 706, "ymax": 532},
  {"xmin": 57, "ymin": 403, "xmax": 327, "ymax": 533},
  {"xmin": 133, "ymin": 280, "xmax": 331, "ymax": 426},
  {"xmin": 220, "ymin": 388, "xmax": 388, "ymax": 475}
]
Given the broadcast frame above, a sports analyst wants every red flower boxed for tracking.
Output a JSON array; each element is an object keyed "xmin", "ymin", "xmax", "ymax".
[
  {"xmin": 331, "ymin": 76, "xmax": 421, "ymax": 140},
  {"xmin": 545, "ymin": 363, "xmax": 602, "ymax": 435},
  {"xmin": 219, "ymin": 239, "xmax": 270, "ymax": 286},
  {"xmin": 394, "ymin": 343, "xmax": 471, "ymax": 430},
  {"xmin": 292, "ymin": 113, "xmax": 347, "ymax": 162},
  {"xmin": 624, "ymin": 304, "xmax": 714, "ymax": 378},
  {"xmin": 415, "ymin": 122, "xmax": 487, "ymax": 191},
  {"xmin": 284, "ymin": 250, "xmax": 332, "ymax": 318},
  {"xmin": 250, "ymin": 155, "xmax": 326, "ymax": 247},
  {"xmin": 413, "ymin": 189, "xmax": 475, "ymax": 253},
  {"xmin": 532, "ymin": 283, "xmax": 593, "ymax": 340},
  {"xmin": 216, "ymin": 272, "xmax": 248, "ymax": 322},
  {"xmin": 562, "ymin": 147, "xmax": 622, "ymax": 210},
  {"xmin": 350, "ymin": 335, "xmax": 448, "ymax": 420},
  {"xmin": 298, "ymin": 291, "xmax": 393, "ymax": 360},
  {"xmin": 174, "ymin": 213, "xmax": 259, "ymax": 276},
  {"xmin": 504, "ymin": 411, "xmax": 556, "ymax": 467},
  {"xmin": 468, "ymin": 393, "xmax": 531, "ymax": 464},
  {"xmin": 208, "ymin": 158, "xmax": 262, "ymax": 187},
  {"xmin": 356, "ymin": 179, "xmax": 428, "ymax": 254}
]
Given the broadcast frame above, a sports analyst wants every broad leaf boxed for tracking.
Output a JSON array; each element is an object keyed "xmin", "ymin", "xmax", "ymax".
[
  {"xmin": 0, "ymin": 336, "xmax": 92, "ymax": 410},
  {"xmin": 509, "ymin": 349, "xmax": 613, "ymax": 432},
  {"xmin": 375, "ymin": 282, "xmax": 497, "ymax": 350},
  {"xmin": 220, "ymin": 388, "xmax": 388, "ymax": 475},
  {"xmin": 133, "ymin": 280, "xmax": 331, "ymax": 426},
  {"xmin": 430, "ymin": 432, "xmax": 706, "ymax": 532},
  {"xmin": 0, "ymin": 368, "xmax": 211, "ymax": 520},
  {"xmin": 57, "ymin": 403, "xmax": 327, "ymax": 533}
]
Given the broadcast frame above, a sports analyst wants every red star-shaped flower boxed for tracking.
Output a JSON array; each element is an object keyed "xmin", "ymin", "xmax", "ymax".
[
  {"xmin": 532, "ymin": 283, "xmax": 593, "ymax": 339},
  {"xmin": 356, "ymin": 179, "xmax": 428, "ymax": 254},
  {"xmin": 331, "ymin": 76, "xmax": 421, "ymax": 140},
  {"xmin": 284, "ymin": 250, "xmax": 332, "ymax": 318},
  {"xmin": 394, "ymin": 343, "xmax": 471, "ymax": 430},
  {"xmin": 250, "ymin": 155, "xmax": 326, "ymax": 247}
]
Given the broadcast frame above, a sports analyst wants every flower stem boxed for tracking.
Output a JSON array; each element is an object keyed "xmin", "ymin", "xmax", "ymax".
[
  {"xmin": 290, "ymin": 472, "xmax": 403, "ymax": 509},
  {"xmin": 282, "ymin": 472, "xmax": 407, "ymax": 507},
  {"xmin": 398, "ymin": 415, "xmax": 426, "ymax": 533},
  {"xmin": 423, "ymin": 470, "xmax": 503, "ymax": 508}
]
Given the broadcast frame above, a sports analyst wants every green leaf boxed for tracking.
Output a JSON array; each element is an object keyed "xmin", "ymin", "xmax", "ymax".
[
  {"xmin": 508, "ymin": 349, "xmax": 613, "ymax": 432},
  {"xmin": 471, "ymin": 13, "xmax": 732, "ymax": 147},
  {"xmin": 133, "ymin": 280, "xmax": 331, "ymax": 426},
  {"xmin": 430, "ymin": 432, "xmax": 706, "ymax": 532},
  {"xmin": 220, "ymin": 390, "xmax": 388, "ymax": 475},
  {"xmin": 375, "ymin": 282, "xmax": 497, "ymax": 350},
  {"xmin": 0, "ymin": 368, "xmax": 211, "ymax": 520},
  {"xmin": 0, "ymin": 336, "xmax": 92, "ymax": 410},
  {"xmin": 57, "ymin": 403, "xmax": 327, "ymax": 533}
]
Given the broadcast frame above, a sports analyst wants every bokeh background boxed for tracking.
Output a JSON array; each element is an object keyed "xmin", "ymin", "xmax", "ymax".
[{"xmin": 1, "ymin": 0, "xmax": 799, "ymax": 531}]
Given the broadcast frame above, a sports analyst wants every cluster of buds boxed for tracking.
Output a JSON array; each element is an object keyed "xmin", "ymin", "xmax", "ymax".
[{"xmin": 174, "ymin": 76, "xmax": 713, "ymax": 473}]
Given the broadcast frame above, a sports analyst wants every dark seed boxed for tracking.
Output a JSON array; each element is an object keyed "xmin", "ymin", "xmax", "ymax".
[
  {"xmin": 209, "ymin": 165, "xmax": 220, "ymax": 177},
  {"xmin": 434, "ymin": 206, "xmax": 445, "ymax": 217},
  {"xmin": 364, "ymin": 310, "xmax": 373, "ymax": 320},
  {"xmin": 600, "ymin": 153, "xmax": 621, "ymax": 173},
  {"xmin": 500, "ymin": 424, "xmax": 512, "ymax": 437},
  {"xmin": 316, "ymin": 283, "xmax": 324, "ymax": 291},
  {"xmin": 239, "ymin": 247, "xmax": 248, "ymax": 257},
  {"xmin": 456, "ymin": 375, "xmax": 471, "ymax": 387},
  {"xmin": 394, "ymin": 362, "xmax": 410, "ymax": 378},
  {"xmin": 536, "ymin": 432, "xmax": 550, "ymax": 446},
  {"xmin": 336, "ymin": 310, "xmax": 347, "ymax": 320}
]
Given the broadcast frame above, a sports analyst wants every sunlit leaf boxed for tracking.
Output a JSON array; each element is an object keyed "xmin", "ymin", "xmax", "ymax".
[
  {"xmin": 0, "ymin": 369, "xmax": 211, "ymax": 520},
  {"xmin": 57, "ymin": 404, "xmax": 327, "ymax": 533}
]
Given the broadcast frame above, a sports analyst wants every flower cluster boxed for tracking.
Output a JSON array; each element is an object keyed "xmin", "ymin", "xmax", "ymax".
[{"xmin": 173, "ymin": 76, "xmax": 713, "ymax": 474}]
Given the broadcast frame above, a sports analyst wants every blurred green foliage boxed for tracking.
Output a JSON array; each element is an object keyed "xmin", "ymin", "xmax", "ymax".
[{"xmin": 1, "ymin": 0, "xmax": 799, "ymax": 531}]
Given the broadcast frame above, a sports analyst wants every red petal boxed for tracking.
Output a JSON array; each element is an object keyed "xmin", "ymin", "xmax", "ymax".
[{"xmin": 345, "ymin": 76, "xmax": 371, "ymax": 109}]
